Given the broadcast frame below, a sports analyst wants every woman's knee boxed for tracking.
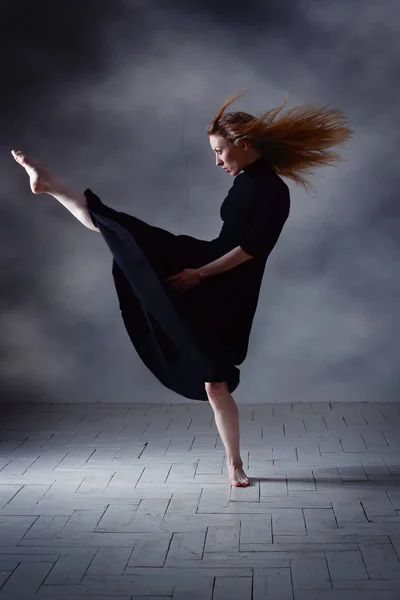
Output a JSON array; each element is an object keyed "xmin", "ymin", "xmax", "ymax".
[{"xmin": 205, "ymin": 381, "xmax": 228, "ymax": 399}]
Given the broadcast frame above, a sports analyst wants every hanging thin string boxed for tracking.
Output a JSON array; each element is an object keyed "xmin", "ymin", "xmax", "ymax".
[{"xmin": 176, "ymin": 92, "xmax": 190, "ymax": 236}]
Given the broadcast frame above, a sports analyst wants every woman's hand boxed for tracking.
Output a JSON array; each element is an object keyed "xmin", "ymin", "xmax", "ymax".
[{"xmin": 167, "ymin": 268, "xmax": 202, "ymax": 294}]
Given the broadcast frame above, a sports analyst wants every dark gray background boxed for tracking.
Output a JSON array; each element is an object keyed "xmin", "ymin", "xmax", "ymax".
[{"xmin": 1, "ymin": 0, "xmax": 399, "ymax": 404}]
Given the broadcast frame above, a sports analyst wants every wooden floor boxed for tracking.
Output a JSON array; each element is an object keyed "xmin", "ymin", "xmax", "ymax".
[{"xmin": 0, "ymin": 401, "xmax": 400, "ymax": 599}]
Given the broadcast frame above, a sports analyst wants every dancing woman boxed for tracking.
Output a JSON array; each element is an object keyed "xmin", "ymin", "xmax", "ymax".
[{"xmin": 11, "ymin": 90, "xmax": 353, "ymax": 486}]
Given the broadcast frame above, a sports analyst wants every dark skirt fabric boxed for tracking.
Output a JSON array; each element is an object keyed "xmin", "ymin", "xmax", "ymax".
[{"xmin": 84, "ymin": 189, "xmax": 255, "ymax": 401}]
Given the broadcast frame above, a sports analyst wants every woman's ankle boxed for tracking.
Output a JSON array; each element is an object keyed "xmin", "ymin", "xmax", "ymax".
[{"xmin": 227, "ymin": 458, "xmax": 243, "ymax": 468}]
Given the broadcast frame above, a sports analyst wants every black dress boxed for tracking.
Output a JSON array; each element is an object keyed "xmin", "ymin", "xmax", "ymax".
[{"xmin": 84, "ymin": 155, "xmax": 290, "ymax": 401}]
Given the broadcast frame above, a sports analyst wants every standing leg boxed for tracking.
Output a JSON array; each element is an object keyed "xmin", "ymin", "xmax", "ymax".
[{"xmin": 205, "ymin": 381, "xmax": 250, "ymax": 487}]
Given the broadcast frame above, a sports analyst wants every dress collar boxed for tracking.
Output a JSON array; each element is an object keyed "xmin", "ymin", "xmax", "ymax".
[{"xmin": 242, "ymin": 154, "xmax": 271, "ymax": 174}]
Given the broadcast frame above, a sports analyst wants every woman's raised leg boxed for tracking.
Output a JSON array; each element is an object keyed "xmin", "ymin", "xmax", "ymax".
[
  {"xmin": 205, "ymin": 381, "xmax": 250, "ymax": 487},
  {"xmin": 11, "ymin": 150, "xmax": 98, "ymax": 231}
]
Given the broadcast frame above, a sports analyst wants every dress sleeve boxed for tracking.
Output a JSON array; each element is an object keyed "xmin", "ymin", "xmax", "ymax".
[{"xmin": 239, "ymin": 185, "xmax": 290, "ymax": 259}]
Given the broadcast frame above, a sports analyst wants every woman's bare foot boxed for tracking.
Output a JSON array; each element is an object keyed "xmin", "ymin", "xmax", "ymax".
[
  {"xmin": 11, "ymin": 150, "xmax": 61, "ymax": 195},
  {"xmin": 228, "ymin": 464, "xmax": 250, "ymax": 487}
]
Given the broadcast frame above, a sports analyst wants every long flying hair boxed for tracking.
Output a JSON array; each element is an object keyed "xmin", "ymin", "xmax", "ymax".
[{"xmin": 206, "ymin": 88, "xmax": 354, "ymax": 194}]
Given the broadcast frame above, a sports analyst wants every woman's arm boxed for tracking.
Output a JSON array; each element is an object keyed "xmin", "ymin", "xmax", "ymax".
[{"xmin": 198, "ymin": 246, "xmax": 253, "ymax": 279}]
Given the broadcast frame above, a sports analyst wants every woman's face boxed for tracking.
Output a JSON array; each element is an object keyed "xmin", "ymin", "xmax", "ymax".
[{"xmin": 209, "ymin": 134, "xmax": 247, "ymax": 177}]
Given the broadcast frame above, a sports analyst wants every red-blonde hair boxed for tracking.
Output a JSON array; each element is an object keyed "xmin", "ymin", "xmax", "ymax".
[{"xmin": 207, "ymin": 89, "xmax": 354, "ymax": 194}]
